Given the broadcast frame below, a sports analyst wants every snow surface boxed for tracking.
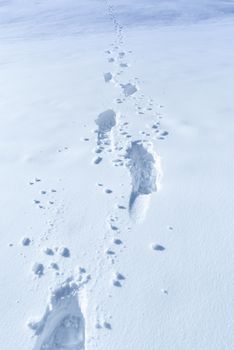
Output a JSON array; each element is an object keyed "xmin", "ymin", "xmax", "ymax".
[{"xmin": 0, "ymin": 0, "xmax": 234, "ymax": 349}]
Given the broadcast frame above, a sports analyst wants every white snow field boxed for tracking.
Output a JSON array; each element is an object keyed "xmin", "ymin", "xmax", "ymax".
[{"xmin": 0, "ymin": 0, "xmax": 234, "ymax": 349}]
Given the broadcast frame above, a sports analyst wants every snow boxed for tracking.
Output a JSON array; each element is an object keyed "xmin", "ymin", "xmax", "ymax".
[{"xmin": 0, "ymin": 0, "xmax": 234, "ymax": 349}]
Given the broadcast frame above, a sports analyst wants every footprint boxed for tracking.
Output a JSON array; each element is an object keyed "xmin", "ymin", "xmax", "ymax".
[
  {"xmin": 161, "ymin": 131, "xmax": 169, "ymax": 137},
  {"xmin": 43, "ymin": 247, "xmax": 54, "ymax": 256},
  {"xmin": 119, "ymin": 63, "xmax": 128, "ymax": 68},
  {"xmin": 50, "ymin": 262, "xmax": 59, "ymax": 271},
  {"xmin": 104, "ymin": 72, "xmax": 113, "ymax": 82},
  {"xmin": 95, "ymin": 110, "xmax": 116, "ymax": 142},
  {"xmin": 151, "ymin": 243, "xmax": 165, "ymax": 251},
  {"xmin": 117, "ymin": 205, "xmax": 126, "ymax": 210},
  {"xmin": 21, "ymin": 237, "xmax": 31, "ymax": 246},
  {"xmin": 118, "ymin": 52, "xmax": 125, "ymax": 58},
  {"xmin": 161, "ymin": 289, "xmax": 168, "ymax": 295},
  {"xmin": 58, "ymin": 247, "xmax": 70, "ymax": 258},
  {"xmin": 103, "ymin": 321, "xmax": 112, "ymax": 330},
  {"xmin": 93, "ymin": 156, "xmax": 103, "ymax": 165},
  {"xmin": 114, "ymin": 272, "xmax": 125, "ymax": 281},
  {"xmin": 115, "ymin": 98, "xmax": 123, "ymax": 104},
  {"xmin": 113, "ymin": 238, "xmax": 122, "ymax": 245},
  {"xmin": 105, "ymin": 189, "xmax": 113, "ymax": 194},
  {"xmin": 95, "ymin": 148, "xmax": 103, "ymax": 154},
  {"xmin": 112, "ymin": 272, "xmax": 125, "ymax": 287},
  {"xmin": 31, "ymin": 279, "xmax": 85, "ymax": 350},
  {"xmin": 106, "ymin": 249, "xmax": 115, "ymax": 255},
  {"xmin": 113, "ymin": 280, "xmax": 121, "ymax": 287},
  {"xmin": 120, "ymin": 83, "xmax": 138, "ymax": 97},
  {"xmin": 32, "ymin": 263, "xmax": 44, "ymax": 278},
  {"xmin": 125, "ymin": 141, "xmax": 159, "ymax": 218}
]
